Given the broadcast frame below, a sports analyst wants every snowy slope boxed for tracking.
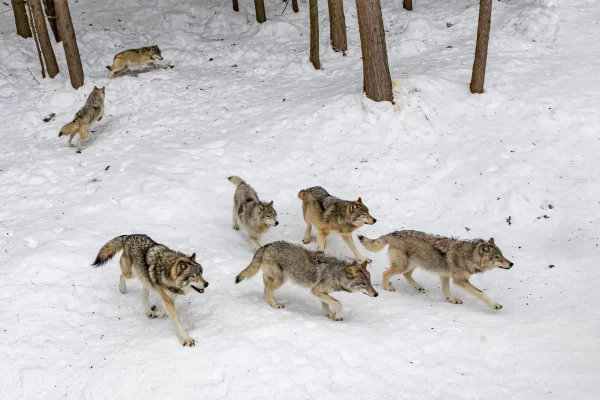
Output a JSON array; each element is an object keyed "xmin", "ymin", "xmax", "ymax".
[{"xmin": 1, "ymin": 0, "xmax": 599, "ymax": 398}]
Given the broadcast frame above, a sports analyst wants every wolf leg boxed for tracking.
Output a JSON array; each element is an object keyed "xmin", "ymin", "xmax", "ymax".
[
  {"xmin": 232, "ymin": 205, "xmax": 239, "ymax": 230},
  {"xmin": 76, "ymin": 126, "xmax": 89, "ymax": 152},
  {"xmin": 263, "ymin": 273, "xmax": 285, "ymax": 309},
  {"xmin": 119, "ymin": 255, "xmax": 133, "ymax": 293},
  {"xmin": 403, "ymin": 270, "xmax": 425, "ymax": 292},
  {"xmin": 67, "ymin": 130, "xmax": 77, "ymax": 147},
  {"xmin": 311, "ymin": 290, "xmax": 342, "ymax": 321},
  {"xmin": 316, "ymin": 230, "xmax": 327, "ymax": 250},
  {"xmin": 249, "ymin": 235, "xmax": 261, "ymax": 251},
  {"xmin": 302, "ymin": 223, "xmax": 312, "ymax": 244},
  {"xmin": 342, "ymin": 234, "xmax": 371, "ymax": 263},
  {"xmin": 321, "ymin": 301, "xmax": 332, "ymax": 317},
  {"xmin": 382, "ymin": 260, "xmax": 408, "ymax": 292},
  {"xmin": 441, "ymin": 277, "xmax": 462, "ymax": 304},
  {"xmin": 157, "ymin": 289, "xmax": 195, "ymax": 346},
  {"xmin": 143, "ymin": 288, "xmax": 166, "ymax": 318},
  {"xmin": 454, "ymin": 279, "xmax": 502, "ymax": 310}
]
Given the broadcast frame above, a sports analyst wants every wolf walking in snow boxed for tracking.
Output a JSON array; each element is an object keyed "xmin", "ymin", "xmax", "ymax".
[
  {"xmin": 107, "ymin": 45, "xmax": 169, "ymax": 77},
  {"xmin": 298, "ymin": 186, "xmax": 376, "ymax": 263},
  {"xmin": 92, "ymin": 234, "xmax": 209, "ymax": 347},
  {"xmin": 359, "ymin": 231, "xmax": 513, "ymax": 310},
  {"xmin": 228, "ymin": 176, "xmax": 278, "ymax": 250},
  {"xmin": 58, "ymin": 86, "xmax": 105, "ymax": 153},
  {"xmin": 235, "ymin": 241, "xmax": 378, "ymax": 320}
]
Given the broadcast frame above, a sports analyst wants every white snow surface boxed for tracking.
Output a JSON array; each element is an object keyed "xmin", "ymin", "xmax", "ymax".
[{"xmin": 1, "ymin": 0, "xmax": 599, "ymax": 398}]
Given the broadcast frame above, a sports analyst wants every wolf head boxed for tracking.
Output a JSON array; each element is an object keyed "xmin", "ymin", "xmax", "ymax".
[
  {"xmin": 151, "ymin": 45, "xmax": 163, "ymax": 60},
  {"xmin": 342, "ymin": 261, "xmax": 378, "ymax": 297},
  {"xmin": 172, "ymin": 253, "xmax": 209, "ymax": 294},
  {"xmin": 93, "ymin": 86, "xmax": 106, "ymax": 97},
  {"xmin": 259, "ymin": 201, "xmax": 279, "ymax": 227},
  {"xmin": 477, "ymin": 238, "xmax": 513, "ymax": 272},
  {"xmin": 348, "ymin": 197, "xmax": 376, "ymax": 227}
]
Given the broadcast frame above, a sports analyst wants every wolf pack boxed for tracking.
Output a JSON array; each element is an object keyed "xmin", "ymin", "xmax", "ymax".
[{"xmin": 62, "ymin": 46, "xmax": 514, "ymax": 347}]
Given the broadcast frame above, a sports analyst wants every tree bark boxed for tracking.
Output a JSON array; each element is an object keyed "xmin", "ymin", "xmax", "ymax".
[
  {"xmin": 55, "ymin": 0, "xmax": 84, "ymax": 89},
  {"xmin": 43, "ymin": 0, "xmax": 61, "ymax": 42},
  {"xmin": 26, "ymin": 0, "xmax": 46, "ymax": 78},
  {"xmin": 356, "ymin": 0, "xmax": 393, "ymax": 102},
  {"xmin": 11, "ymin": 0, "xmax": 32, "ymax": 38},
  {"xmin": 470, "ymin": 0, "xmax": 492, "ymax": 94},
  {"xmin": 403, "ymin": 0, "xmax": 413, "ymax": 11},
  {"xmin": 232, "ymin": 0, "xmax": 239, "ymax": 12},
  {"xmin": 30, "ymin": 0, "xmax": 59, "ymax": 78},
  {"xmin": 328, "ymin": 0, "xmax": 347, "ymax": 55},
  {"xmin": 309, "ymin": 0, "xmax": 320, "ymax": 70},
  {"xmin": 254, "ymin": 0, "xmax": 266, "ymax": 23},
  {"xmin": 293, "ymin": 0, "xmax": 299, "ymax": 13}
]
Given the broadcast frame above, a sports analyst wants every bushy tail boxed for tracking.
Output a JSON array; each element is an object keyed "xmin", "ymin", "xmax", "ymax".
[
  {"xmin": 298, "ymin": 189, "xmax": 306, "ymax": 201},
  {"xmin": 92, "ymin": 235, "xmax": 128, "ymax": 266},
  {"xmin": 228, "ymin": 176, "xmax": 245, "ymax": 186},
  {"xmin": 106, "ymin": 65, "xmax": 113, "ymax": 71},
  {"xmin": 358, "ymin": 234, "xmax": 390, "ymax": 252},
  {"xmin": 235, "ymin": 246, "xmax": 265, "ymax": 283},
  {"xmin": 59, "ymin": 121, "xmax": 78, "ymax": 137}
]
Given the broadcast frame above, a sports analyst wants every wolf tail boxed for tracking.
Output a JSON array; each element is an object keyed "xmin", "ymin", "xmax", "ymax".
[
  {"xmin": 298, "ymin": 189, "xmax": 307, "ymax": 201},
  {"xmin": 358, "ymin": 234, "xmax": 391, "ymax": 252},
  {"xmin": 59, "ymin": 120, "xmax": 78, "ymax": 138},
  {"xmin": 106, "ymin": 65, "xmax": 113, "ymax": 71},
  {"xmin": 92, "ymin": 235, "xmax": 128, "ymax": 266},
  {"xmin": 228, "ymin": 176, "xmax": 245, "ymax": 186},
  {"xmin": 235, "ymin": 246, "xmax": 265, "ymax": 283}
]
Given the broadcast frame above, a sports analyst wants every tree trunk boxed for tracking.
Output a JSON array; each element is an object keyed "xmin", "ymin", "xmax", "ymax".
[
  {"xmin": 254, "ymin": 0, "xmax": 266, "ymax": 23},
  {"xmin": 470, "ymin": 0, "xmax": 492, "ymax": 94},
  {"xmin": 30, "ymin": 0, "xmax": 59, "ymax": 78},
  {"xmin": 26, "ymin": 0, "xmax": 46, "ymax": 78},
  {"xmin": 309, "ymin": 0, "xmax": 320, "ymax": 70},
  {"xmin": 232, "ymin": 0, "xmax": 239, "ymax": 12},
  {"xmin": 55, "ymin": 0, "xmax": 84, "ymax": 89},
  {"xmin": 43, "ymin": 0, "xmax": 61, "ymax": 42},
  {"xmin": 293, "ymin": 0, "xmax": 299, "ymax": 13},
  {"xmin": 328, "ymin": 0, "xmax": 347, "ymax": 55},
  {"xmin": 356, "ymin": 0, "xmax": 393, "ymax": 102},
  {"xmin": 403, "ymin": 0, "xmax": 413, "ymax": 11},
  {"xmin": 11, "ymin": 0, "xmax": 32, "ymax": 38}
]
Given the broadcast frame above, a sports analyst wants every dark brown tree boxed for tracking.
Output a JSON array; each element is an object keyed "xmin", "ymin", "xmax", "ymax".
[
  {"xmin": 55, "ymin": 0, "xmax": 84, "ymax": 89},
  {"xmin": 232, "ymin": 0, "xmax": 239, "ymax": 12},
  {"xmin": 327, "ymin": 0, "xmax": 347, "ymax": 55},
  {"xmin": 403, "ymin": 0, "xmax": 413, "ymax": 11},
  {"xmin": 254, "ymin": 0, "xmax": 266, "ymax": 23},
  {"xmin": 470, "ymin": 0, "xmax": 492, "ymax": 94},
  {"xmin": 356, "ymin": 0, "xmax": 393, "ymax": 102},
  {"xmin": 293, "ymin": 0, "xmax": 299, "ymax": 13},
  {"xmin": 26, "ymin": 0, "xmax": 46, "ymax": 78},
  {"xmin": 43, "ymin": 0, "xmax": 61, "ymax": 42},
  {"xmin": 309, "ymin": 0, "xmax": 320, "ymax": 69},
  {"xmin": 11, "ymin": 0, "xmax": 32, "ymax": 38},
  {"xmin": 30, "ymin": 0, "xmax": 59, "ymax": 78}
]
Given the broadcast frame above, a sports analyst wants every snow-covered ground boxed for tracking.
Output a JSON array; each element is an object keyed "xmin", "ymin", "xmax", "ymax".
[{"xmin": 1, "ymin": 0, "xmax": 599, "ymax": 398}]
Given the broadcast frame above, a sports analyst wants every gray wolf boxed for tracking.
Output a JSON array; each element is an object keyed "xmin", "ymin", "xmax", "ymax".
[
  {"xmin": 298, "ymin": 186, "xmax": 376, "ymax": 262},
  {"xmin": 59, "ymin": 86, "xmax": 105, "ymax": 153},
  {"xmin": 359, "ymin": 231, "xmax": 513, "ymax": 310},
  {"xmin": 107, "ymin": 45, "xmax": 168, "ymax": 77},
  {"xmin": 228, "ymin": 176, "xmax": 278, "ymax": 250},
  {"xmin": 92, "ymin": 234, "xmax": 209, "ymax": 346},
  {"xmin": 235, "ymin": 241, "xmax": 378, "ymax": 321}
]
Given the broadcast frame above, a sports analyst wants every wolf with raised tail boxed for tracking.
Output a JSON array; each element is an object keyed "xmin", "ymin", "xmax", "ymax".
[
  {"xmin": 92, "ymin": 234, "xmax": 209, "ymax": 346},
  {"xmin": 58, "ymin": 86, "xmax": 105, "ymax": 153}
]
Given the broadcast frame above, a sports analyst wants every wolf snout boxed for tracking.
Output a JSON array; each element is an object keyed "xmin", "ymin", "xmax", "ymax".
[
  {"xmin": 204, "ymin": 281, "xmax": 209, "ymax": 287},
  {"xmin": 373, "ymin": 292, "xmax": 379, "ymax": 297},
  {"xmin": 275, "ymin": 221, "xmax": 279, "ymax": 226},
  {"xmin": 372, "ymin": 218, "xmax": 377, "ymax": 224}
]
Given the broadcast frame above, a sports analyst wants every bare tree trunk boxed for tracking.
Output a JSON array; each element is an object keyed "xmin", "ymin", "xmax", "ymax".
[
  {"xmin": 254, "ymin": 0, "xmax": 266, "ymax": 23},
  {"xmin": 30, "ymin": 0, "xmax": 59, "ymax": 78},
  {"xmin": 293, "ymin": 0, "xmax": 299, "ymax": 13},
  {"xmin": 309, "ymin": 0, "xmax": 320, "ymax": 70},
  {"xmin": 43, "ymin": 0, "xmax": 61, "ymax": 42},
  {"xmin": 232, "ymin": 0, "xmax": 239, "ymax": 12},
  {"xmin": 403, "ymin": 0, "xmax": 413, "ymax": 11},
  {"xmin": 11, "ymin": 0, "xmax": 32, "ymax": 38},
  {"xmin": 356, "ymin": 0, "xmax": 393, "ymax": 102},
  {"xmin": 26, "ymin": 0, "xmax": 46, "ymax": 78},
  {"xmin": 55, "ymin": 0, "xmax": 84, "ymax": 89},
  {"xmin": 470, "ymin": 0, "xmax": 492, "ymax": 94},
  {"xmin": 328, "ymin": 0, "xmax": 347, "ymax": 56}
]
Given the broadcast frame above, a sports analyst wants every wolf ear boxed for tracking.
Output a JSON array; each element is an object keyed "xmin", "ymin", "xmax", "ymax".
[
  {"xmin": 268, "ymin": 201, "xmax": 273, "ymax": 207},
  {"xmin": 259, "ymin": 204, "xmax": 265, "ymax": 211},
  {"xmin": 345, "ymin": 266, "xmax": 358, "ymax": 278},
  {"xmin": 357, "ymin": 197, "xmax": 363, "ymax": 204},
  {"xmin": 361, "ymin": 260, "xmax": 369, "ymax": 270},
  {"xmin": 488, "ymin": 237, "xmax": 495, "ymax": 245},
  {"xmin": 93, "ymin": 86, "xmax": 97, "ymax": 89},
  {"xmin": 189, "ymin": 253, "xmax": 196, "ymax": 262}
]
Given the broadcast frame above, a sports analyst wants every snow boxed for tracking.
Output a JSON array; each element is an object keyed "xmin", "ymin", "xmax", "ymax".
[{"xmin": 1, "ymin": 0, "xmax": 599, "ymax": 398}]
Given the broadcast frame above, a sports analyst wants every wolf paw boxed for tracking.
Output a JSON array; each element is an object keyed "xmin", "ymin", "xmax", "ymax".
[
  {"xmin": 383, "ymin": 284, "xmax": 395, "ymax": 292},
  {"xmin": 491, "ymin": 303, "xmax": 503, "ymax": 310},
  {"xmin": 180, "ymin": 335, "xmax": 195, "ymax": 347},
  {"xmin": 270, "ymin": 303, "xmax": 285, "ymax": 309},
  {"xmin": 147, "ymin": 306, "xmax": 166, "ymax": 318},
  {"xmin": 415, "ymin": 286, "xmax": 425, "ymax": 292},
  {"xmin": 447, "ymin": 297, "xmax": 463, "ymax": 304},
  {"xmin": 232, "ymin": 225, "xmax": 239, "ymax": 230},
  {"xmin": 302, "ymin": 238, "xmax": 310, "ymax": 244},
  {"xmin": 76, "ymin": 150, "xmax": 82, "ymax": 154},
  {"xmin": 359, "ymin": 257, "xmax": 372, "ymax": 264},
  {"xmin": 326, "ymin": 313, "xmax": 343, "ymax": 321}
]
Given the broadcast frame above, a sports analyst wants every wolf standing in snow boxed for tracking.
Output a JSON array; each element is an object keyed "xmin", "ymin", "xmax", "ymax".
[
  {"xmin": 92, "ymin": 234, "xmax": 209, "ymax": 347},
  {"xmin": 58, "ymin": 86, "xmax": 105, "ymax": 153},
  {"xmin": 228, "ymin": 176, "xmax": 278, "ymax": 250},
  {"xmin": 359, "ymin": 231, "xmax": 513, "ymax": 310},
  {"xmin": 298, "ymin": 186, "xmax": 376, "ymax": 263},
  {"xmin": 107, "ymin": 45, "xmax": 168, "ymax": 77},
  {"xmin": 235, "ymin": 241, "xmax": 378, "ymax": 321}
]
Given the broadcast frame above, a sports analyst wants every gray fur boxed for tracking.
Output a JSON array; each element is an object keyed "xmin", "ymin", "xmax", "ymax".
[{"xmin": 235, "ymin": 241, "xmax": 378, "ymax": 320}]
